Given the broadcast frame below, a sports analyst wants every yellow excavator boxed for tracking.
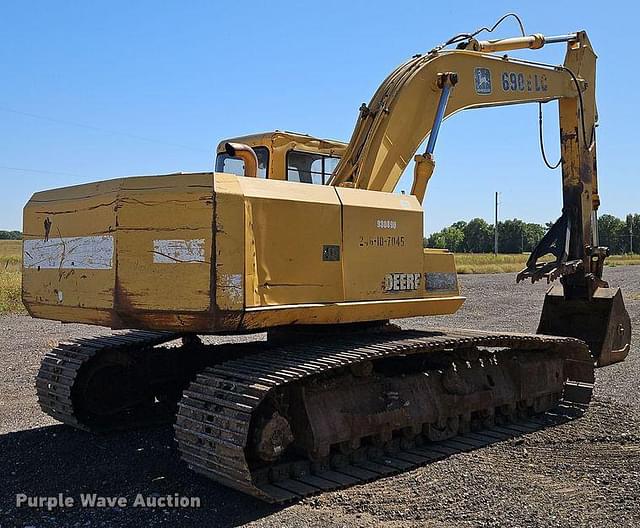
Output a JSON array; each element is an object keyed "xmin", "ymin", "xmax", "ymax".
[{"xmin": 23, "ymin": 17, "xmax": 631, "ymax": 502}]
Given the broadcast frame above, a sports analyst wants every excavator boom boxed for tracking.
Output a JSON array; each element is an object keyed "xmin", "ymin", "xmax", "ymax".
[{"xmin": 331, "ymin": 39, "xmax": 583, "ymax": 193}]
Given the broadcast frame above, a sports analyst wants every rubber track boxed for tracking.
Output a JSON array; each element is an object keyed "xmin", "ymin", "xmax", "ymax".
[
  {"xmin": 174, "ymin": 328, "xmax": 594, "ymax": 503},
  {"xmin": 36, "ymin": 330, "xmax": 182, "ymax": 431}
]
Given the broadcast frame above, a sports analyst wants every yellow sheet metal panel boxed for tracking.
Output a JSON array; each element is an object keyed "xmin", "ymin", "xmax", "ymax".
[
  {"xmin": 214, "ymin": 173, "xmax": 246, "ymax": 315},
  {"xmin": 115, "ymin": 173, "xmax": 214, "ymax": 313},
  {"xmin": 27, "ymin": 177, "xmax": 122, "ymax": 202},
  {"xmin": 27, "ymin": 304, "xmax": 113, "ymax": 326},
  {"xmin": 22, "ymin": 180, "xmax": 120, "ymax": 324},
  {"xmin": 423, "ymin": 249, "xmax": 460, "ymax": 297},
  {"xmin": 337, "ymin": 187, "xmax": 423, "ymax": 301},
  {"xmin": 242, "ymin": 295, "xmax": 464, "ymax": 329},
  {"xmin": 238, "ymin": 177, "xmax": 343, "ymax": 306}
]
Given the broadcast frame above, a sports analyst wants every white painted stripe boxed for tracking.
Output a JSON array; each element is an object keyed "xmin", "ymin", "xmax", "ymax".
[
  {"xmin": 23, "ymin": 236, "xmax": 114, "ymax": 270},
  {"xmin": 153, "ymin": 239, "xmax": 206, "ymax": 263}
]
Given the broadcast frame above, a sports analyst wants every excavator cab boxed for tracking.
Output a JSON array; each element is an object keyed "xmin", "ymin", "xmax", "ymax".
[{"xmin": 214, "ymin": 130, "xmax": 346, "ymax": 183}]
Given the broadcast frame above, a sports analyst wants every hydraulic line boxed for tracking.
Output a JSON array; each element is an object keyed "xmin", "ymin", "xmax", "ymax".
[{"xmin": 538, "ymin": 102, "xmax": 562, "ymax": 170}]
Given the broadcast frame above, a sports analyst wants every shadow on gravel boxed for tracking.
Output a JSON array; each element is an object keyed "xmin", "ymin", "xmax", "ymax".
[
  {"xmin": 0, "ymin": 424, "xmax": 281, "ymax": 527},
  {"xmin": 0, "ymin": 408, "xmax": 586, "ymax": 527}
]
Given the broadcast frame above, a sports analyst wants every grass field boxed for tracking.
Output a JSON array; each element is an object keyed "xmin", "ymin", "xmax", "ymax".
[
  {"xmin": 454, "ymin": 252, "xmax": 640, "ymax": 274},
  {"xmin": 0, "ymin": 240, "xmax": 638, "ymax": 313},
  {"xmin": 0, "ymin": 240, "xmax": 23, "ymax": 313}
]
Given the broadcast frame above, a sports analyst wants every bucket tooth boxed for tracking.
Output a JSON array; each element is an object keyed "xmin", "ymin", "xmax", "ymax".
[{"xmin": 537, "ymin": 285, "xmax": 631, "ymax": 367}]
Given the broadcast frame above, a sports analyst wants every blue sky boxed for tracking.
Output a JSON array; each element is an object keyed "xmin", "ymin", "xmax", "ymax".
[{"xmin": 1, "ymin": 1, "xmax": 638, "ymax": 233}]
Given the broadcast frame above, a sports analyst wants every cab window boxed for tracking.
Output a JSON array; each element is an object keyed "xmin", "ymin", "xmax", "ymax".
[
  {"xmin": 215, "ymin": 146, "xmax": 269, "ymax": 178},
  {"xmin": 287, "ymin": 151, "xmax": 340, "ymax": 185}
]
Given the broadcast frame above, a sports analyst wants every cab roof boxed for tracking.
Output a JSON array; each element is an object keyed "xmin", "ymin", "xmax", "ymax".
[{"xmin": 216, "ymin": 130, "xmax": 347, "ymax": 156}]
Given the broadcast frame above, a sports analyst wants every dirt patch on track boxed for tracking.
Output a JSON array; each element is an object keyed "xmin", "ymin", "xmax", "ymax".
[{"xmin": 0, "ymin": 267, "xmax": 638, "ymax": 527}]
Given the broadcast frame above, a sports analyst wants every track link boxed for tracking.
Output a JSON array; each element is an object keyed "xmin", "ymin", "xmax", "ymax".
[
  {"xmin": 175, "ymin": 328, "xmax": 594, "ymax": 502},
  {"xmin": 36, "ymin": 330, "xmax": 184, "ymax": 431}
]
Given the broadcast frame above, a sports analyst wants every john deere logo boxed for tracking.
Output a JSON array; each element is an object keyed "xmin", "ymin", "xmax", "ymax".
[
  {"xmin": 474, "ymin": 67, "xmax": 492, "ymax": 94},
  {"xmin": 384, "ymin": 273, "xmax": 421, "ymax": 293}
]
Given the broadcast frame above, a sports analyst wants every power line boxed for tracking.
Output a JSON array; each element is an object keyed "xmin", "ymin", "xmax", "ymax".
[
  {"xmin": 0, "ymin": 105, "xmax": 211, "ymax": 153},
  {"xmin": 0, "ymin": 164, "xmax": 87, "ymax": 178}
]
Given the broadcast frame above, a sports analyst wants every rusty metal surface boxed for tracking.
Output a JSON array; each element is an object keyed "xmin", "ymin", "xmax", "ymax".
[
  {"xmin": 174, "ymin": 328, "xmax": 593, "ymax": 503},
  {"xmin": 296, "ymin": 350, "xmax": 564, "ymax": 459},
  {"xmin": 538, "ymin": 284, "xmax": 632, "ymax": 366}
]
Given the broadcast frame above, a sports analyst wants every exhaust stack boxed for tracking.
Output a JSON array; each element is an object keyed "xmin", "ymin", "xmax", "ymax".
[{"xmin": 225, "ymin": 142, "xmax": 258, "ymax": 177}]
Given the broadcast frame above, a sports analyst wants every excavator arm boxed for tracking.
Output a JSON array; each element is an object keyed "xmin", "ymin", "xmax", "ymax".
[{"xmin": 331, "ymin": 29, "xmax": 630, "ymax": 366}]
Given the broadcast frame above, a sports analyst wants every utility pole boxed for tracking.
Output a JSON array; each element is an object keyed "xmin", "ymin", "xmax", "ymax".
[
  {"xmin": 494, "ymin": 191, "xmax": 499, "ymax": 255},
  {"xmin": 631, "ymin": 221, "xmax": 634, "ymax": 254}
]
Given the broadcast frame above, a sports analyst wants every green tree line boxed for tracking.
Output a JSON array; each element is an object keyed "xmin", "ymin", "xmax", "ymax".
[
  {"xmin": 425, "ymin": 214, "xmax": 640, "ymax": 254},
  {"xmin": 0, "ymin": 230, "xmax": 22, "ymax": 240},
  {"xmin": 598, "ymin": 213, "xmax": 640, "ymax": 254}
]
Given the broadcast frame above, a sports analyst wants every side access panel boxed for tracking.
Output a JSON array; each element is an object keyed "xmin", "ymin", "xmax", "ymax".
[
  {"xmin": 238, "ymin": 178, "xmax": 343, "ymax": 307},
  {"xmin": 337, "ymin": 187, "xmax": 423, "ymax": 301}
]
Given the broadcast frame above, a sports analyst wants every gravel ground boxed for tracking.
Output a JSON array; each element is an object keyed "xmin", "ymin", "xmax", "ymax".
[{"xmin": 0, "ymin": 267, "xmax": 638, "ymax": 528}]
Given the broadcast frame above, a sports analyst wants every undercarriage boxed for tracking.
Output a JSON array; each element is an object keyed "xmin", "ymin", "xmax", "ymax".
[{"xmin": 36, "ymin": 325, "xmax": 594, "ymax": 503}]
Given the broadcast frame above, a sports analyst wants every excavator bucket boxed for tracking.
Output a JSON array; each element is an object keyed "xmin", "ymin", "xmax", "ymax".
[{"xmin": 537, "ymin": 285, "xmax": 631, "ymax": 367}]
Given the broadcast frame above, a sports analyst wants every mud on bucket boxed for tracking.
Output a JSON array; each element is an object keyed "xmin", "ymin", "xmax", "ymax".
[{"xmin": 537, "ymin": 285, "xmax": 631, "ymax": 367}]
